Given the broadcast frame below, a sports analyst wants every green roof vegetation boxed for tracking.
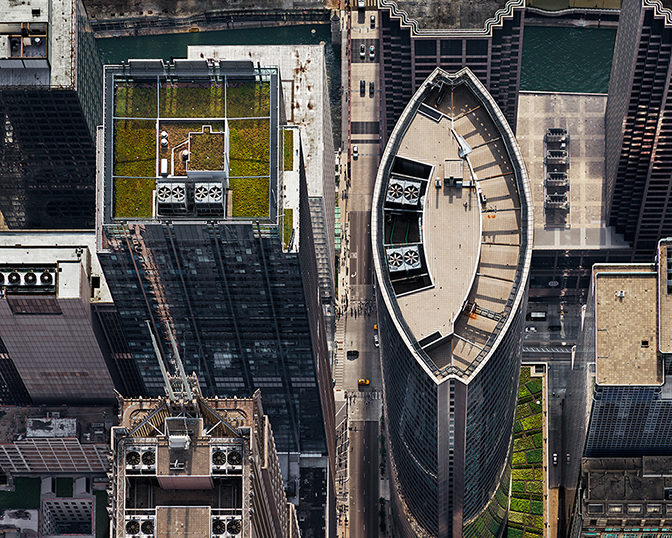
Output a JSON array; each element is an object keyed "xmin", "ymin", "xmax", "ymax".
[
  {"xmin": 0, "ymin": 477, "xmax": 40, "ymax": 511},
  {"xmin": 115, "ymin": 177, "xmax": 155, "ymax": 219},
  {"xmin": 508, "ymin": 367, "xmax": 545, "ymax": 538},
  {"xmin": 115, "ymin": 83, "xmax": 157, "ymax": 118},
  {"xmin": 189, "ymin": 130, "xmax": 226, "ymax": 171},
  {"xmin": 228, "ymin": 176, "xmax": 270, "ymax": 218},
  {"xmin": 283, "ymin": 208, "xmax": 294, "ymax": 247},
  {"xmin": 229, "ymin": 119, "xmax": 270, "ymax": 177},
  {"xmin": 114, "ymin": 119, "xmax": 156, "ymax": 178},
  {"xmin": 160, "ymin": 82, "xmax": 225, "ymax": 118},
  {"xmin": 284, "ymin": 129, "xmax": 294, "ymax": 171},
  {"xmin": 227, "ymin": 81, "xmax": 270, "ymax": 118}
]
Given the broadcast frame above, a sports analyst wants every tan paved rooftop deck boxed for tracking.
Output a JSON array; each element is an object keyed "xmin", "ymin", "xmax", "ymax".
[
  {"xmin": 594, "ymin": 268, "xmax": 661, "ymax": 386},
  {"xmin": 389, "ymin": 80, "xmax": 523, "ymax": 372}
]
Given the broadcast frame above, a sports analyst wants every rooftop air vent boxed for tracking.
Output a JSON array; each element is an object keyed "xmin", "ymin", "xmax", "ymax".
[
  {"xmin": 386, "ymin": 246, "xmax": 422, "ymax": 273},
  {"xmin": 125, "ymin": 446, "xmax": 156, "ymax": 473},
  {"xmin": 385, "ymin": 179, "xmax": 422, "ymax": 206},
  {"xmin": 212, "ymin": 516, "xmax": 242, "ymax": 537},
  {"xmin": 211, "ymin": 443, "xmax": 244, "ymax": 474},
  {"xmin": 125, "ymin": 516, "xmax": 154, "ymax": 538}
]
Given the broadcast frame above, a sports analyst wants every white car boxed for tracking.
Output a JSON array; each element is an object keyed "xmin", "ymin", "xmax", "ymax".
[
  {"xmin": 352, "ymin": 145, "xmax": 359, "ymax": 160},
  {"xmin": 373, "ymin": 334, "xmax": 379, "ymax": 347},
  {"xmin": 360, "ymin": 44, "xmax": 365, "ymax": 59},
  {"xmin": 369, "ymin": 45, "xmax": 375, "ymax": 60},
  {"xmin": 525, "ymin": 326, "xmax": 538, "ymax": 333}
]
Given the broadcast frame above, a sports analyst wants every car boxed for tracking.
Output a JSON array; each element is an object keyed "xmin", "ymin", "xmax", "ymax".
[
  {"xmin": 359, "ymin": 44, "xmax": 365, "ymax": 59},
  {"xmin": 352, "ymin": 145, "xmax": 359, "ymax": 160},
  {"xmin": 373, "ymin": 334, "xmax": 379, "ymax": 347},
  {"xmin": 357, "ymin": 0, "xmax": 365, "ymax": 8},
  {"xmin": 525, "ymin": 326, "xmax": 538, "ymax": 333},
  {"xmin": 358, "ymin": 379, "xmax": 370, "ymax": 386},
  {"xmin": 552, "ymin": 453, "xmax": 558, "ymax": 466},
  {"xmin": 374, "ymin": 324, "xmax": 378, "ymax": 330},
  {"xmin": 369, "ymin": 81, "xmax": 375, "ymax": 97},
  {"xmin": 347, "ymin": 350, "xmax": 359, "ymax": 358},
  {"xmin": 566, "ymin": 453, "xmax": 571, "ymax": 465},
  {"xmin": 360, "ymin": 79, "xmax": 365, "ymax": 96},
  {"xmin": 370, "ymin": 14, "xmax": 375, "ymax": 28},
  {"xmin": 369, "ymin": 45, "xmax": 375, "ymax": 60}
]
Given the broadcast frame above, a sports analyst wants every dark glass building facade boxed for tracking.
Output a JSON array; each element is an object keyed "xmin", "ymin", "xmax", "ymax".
[
  {"xmin": 97, "ymin": 59, "xmax": 334, "ymax": 537},
  {"xmin": 605, "ymin": 0, "xmax": 672, "ymax": 260},
  {"xmin": 379, "ymin": 0, "xmax": 524, "ymax": 142},
  {"xmin": 372, "ymin": 68, "xmax": 532, "ymax": 538},
  {"xmin": 0, "ymin": 0, "xmax": 101, "ymax": 229}
]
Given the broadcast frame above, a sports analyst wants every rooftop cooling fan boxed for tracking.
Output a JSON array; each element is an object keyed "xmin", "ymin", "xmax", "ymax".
[
  {"xmin": 212, "ymin": 520, "xmax": 226, "ymax": 535},
  {"xmin": 157, "ymin": 186, "xmax": 172, "ymax": 202},
  {"xmin": 404, "ymin": 249, "xmax": 419, "ymax": 266},
  {"xmin": 227, "ymin": 451, "xmax": 242, "ymax": 465},
  {"xmin": 194, "ymin": 185, "xmax": 209, "ymax": 202},
  {"xmin": 212, "ymin": 451, "xmax": 226, "ymax": 465},
  {"xmin": 126, "ymin": 451, "xmax": 141, "ymax": 466},
  {"xmin": 7, "ymin": 272, "xmax": 20, "ymax": 285},
  {"xmin": 24, "ymin": 272, "xmax": 36, "ymax": 285},
  {"xmin": 227, "ymin": 520, "xmax": 242, "ymax": 535},
  {"xmin": 404, "ymin": 185, "xmax": 419, "ymax": 202},
  {"xmin": 126, "ymin": 521, "xmax": 140, "ymax": 534},
  {"xmin": 40, "ymin": 271, "xmax": 53, "ymax": 285},
  {"xmin": 141, "ymin": 451, "xmax": 155, "ymax": 466},
  {"xmin": 141, "ymin": 520, "xmax": 154, "ymax": 535},
  {"xmin": 388, "ymin": 251, "xmax": 404, "ymax": 269},
  {"xmin": 388, "ymin": 183, "xmax": 403, "ymax": 199},
  {"xmin": 209, "ymin": 185, "xmax": 223, "ymax": 201},
  {"xmin": 171, "ymin": 185, "xmax": 186, "ymax": 202}
]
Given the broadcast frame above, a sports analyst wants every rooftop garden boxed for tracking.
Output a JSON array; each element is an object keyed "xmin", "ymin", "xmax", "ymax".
[
  {"xmin": 229, "ymin": 119, "xmax": 270, "ymax": 177},
  {"xmin": 115, "ymin": 82, "xmax": 157, "ymax": 118},
  {"xmin": 284, "ymin": 129, "xmax": 294, "ymax": 171},
  {"xmin": 228, "ymin": 177, "xmax": 270, "ymax": 218},
  {"xmin": 189, "ymin": 129, "xmax": 226, "ymax": 171},
  {"xmin": 227, "ymin": 80, "xmax": 270, "ymax": 118},
  {"xmin": 160, "ymin": 81, "xmax": 225, "ymax": 118},
  {"xmin": 283, "ymin": 208, "xmax": 294, "ymax": 248},
  {"xmin": 507, "ymin": 367, "xmax": 545, "ymax": 538}
]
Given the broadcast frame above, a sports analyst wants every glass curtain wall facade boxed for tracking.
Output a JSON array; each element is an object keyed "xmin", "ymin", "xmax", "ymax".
[
  {"xmin": 379, "ymin": 0, "xmax": 524, "ymax": 142},
  {"xmin": 372, "ymin": 68, "xmax": 533, "ymax": 538},
  {"xmin": 605, "ymin": 0, "xmax": 672, "ymax": 260},
  {"xmin": 0, "ymin": 0, "xmax": 101, "ymax": 229}
]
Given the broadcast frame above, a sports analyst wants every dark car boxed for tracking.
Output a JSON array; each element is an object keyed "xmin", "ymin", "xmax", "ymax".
[
  {"xmin": 548, "ymin": 325, "xmax": 562, "ymax": 332},
  {"xmin": 370, "ymin": 15, "xmax": 375, "ymax": 28},
  {"xmin": 360, "ymin": 79, "xmax": 365, "ymax": 96},
  {"xmin": 347, "ymin": 350, "xmax": 359, "ymax": 359}
]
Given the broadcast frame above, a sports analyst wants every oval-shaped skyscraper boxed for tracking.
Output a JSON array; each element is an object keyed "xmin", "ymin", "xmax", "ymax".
[{"xmin": 371, "ymin": 67, "xmax": 533, "ymax": 538}]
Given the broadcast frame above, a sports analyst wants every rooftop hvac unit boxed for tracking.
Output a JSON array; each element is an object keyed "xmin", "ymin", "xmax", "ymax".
[
  {"xmin": 156, "ymin": 183, "xmax": 186, "ymax": 204},
  {"xmin": 211, "ymin": 444, "xmax": 243, "ymax": 474},
  {"xmin": 125, "ymin": 446, "xmax": 156, "ymax": 472},
  {"xmin": 212, "ymin": 516, "xmax": 242, "ymax": 537},
  {"xmin": 125, "ymin": 516, "xmax": 154, "ymax": 538},
  {"xmin": 385, "ymin": 179, "xmax": 422, "ymax": 206},
  {"xmin": 386, "ymin": 246, "xmax": 422, "ymax": 273},
  {"xmin": 194, "ymin": 182, "xmax": 224, "ymax": 204},
  {"xmin": 0, "ymin": 269, "xmax": 55, "ymax": 290}
]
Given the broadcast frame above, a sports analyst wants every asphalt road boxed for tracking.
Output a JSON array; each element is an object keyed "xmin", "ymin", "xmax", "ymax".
[{"xmin": 349, "ymin": 420, "xmax": 379, "ymax": 536}]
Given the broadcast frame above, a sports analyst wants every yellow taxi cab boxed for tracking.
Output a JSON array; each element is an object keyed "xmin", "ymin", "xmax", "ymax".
[{"xmin": 358, "ymin": 379, "xmax": 370, "ymax": 386}]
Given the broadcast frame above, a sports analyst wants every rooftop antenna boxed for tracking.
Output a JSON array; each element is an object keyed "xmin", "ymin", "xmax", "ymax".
[
  {"xmin": 145, "ymin": 320, "xmax": 176, "ymax": 402},
  {"xmin": 166, "ymin": 323, "xmax": 193, "ymax": 401}
]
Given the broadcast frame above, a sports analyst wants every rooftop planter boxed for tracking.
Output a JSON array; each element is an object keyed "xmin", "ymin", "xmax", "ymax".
[
  {"xmin": 227, "ymin": 80, "xmax": 270, "ymax": 118},
  {"xmin": 115, "ymin": 82, "xmax": 157, "ymax": 118},
  {"xmin": 284, "ymin": 129, "xmax": 294, "ymax": 171},
  {"xmin": 189, "ymin": 130, "xmax": 226, "ymax": 171},
  {"xmin": 229, "ymin": 119, "xmax": 270, "ymax": 177},
  {"xmin": 160, "ymin": 81, "xmax": 225, "ymax": 118}
]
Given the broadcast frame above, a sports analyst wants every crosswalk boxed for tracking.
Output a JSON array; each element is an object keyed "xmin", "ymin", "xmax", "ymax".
[{"xmin": 333, "ymin": 318, "xmax": 346, "ymax": 388}]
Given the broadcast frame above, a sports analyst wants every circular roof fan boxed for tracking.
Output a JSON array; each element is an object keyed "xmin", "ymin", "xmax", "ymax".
[
  {"xmin": 387, "ymin": 251, "xmax": 404, "ymax": 269},
  {"xmin": 404, "ymin": 185, "xmax": 419, "ymax": 202},
  {"xmin": 209, "ymin": 185, "xmax": 223, "ymax": 202},
  {"xmin": 141, "ymin": 451, "xmax": 155, "ymax": 466},
  {"xmin": 157, "ymin": 185, "xmax": 172, "ymax": 202},
  {"xmin": 227, "ymin": 451, "xmax": 242, "ymax": 466},
  {"xmin": 141, "ymin": 520, "xmax": 154, "ymax": 534},
  {"xmin": 126, "ymin": 451, "xmax": 141, "ymax": 466},
  {"xmin": 8, "ymin": 272, "xmax": 20, "ymax": 285},
  {"xmin": 404, "ymin": 249, "xmax": 419, "ymax": 266},
  {"xmin": 194, "ymin": 185, "xmax": 209, "ymax": 202},
  {"xmin": 212, "ymin": 451, "xmax": 226, "ymax": 465},
  {"xmin": 227, "ymin": 519, "xmax": 242, "ymax": 535},
  {"xmin": 126, "ymin": 520, "xmax": 140, "ymax": 534},
  {"xmin": 171, "ymin": 185, "xmax": 185, "ymax": 202},
  {"xmin": 212, "ymin": 520, "xmax": 226, "ymax": 535},
  {"xmin": 24, "ymin": 272, "xmax": 37, "ymax": 285},
  {"xmin": 387, "ymin": 183, "xmax": 403, "ymax": 199},
  {"xmin": 40, "ymin": 271, "xmax": 53, "ymax": 285}
]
